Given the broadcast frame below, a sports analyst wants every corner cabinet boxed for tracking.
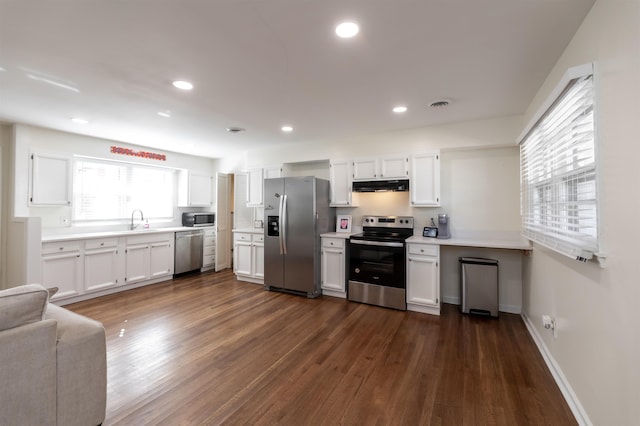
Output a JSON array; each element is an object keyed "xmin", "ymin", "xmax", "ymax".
[
  {"xmin": 406, "ymin": 243, "xmax": 440, "ymax": 315},
  {"xmin": 410, "ymin": 152, "xmax": 441, "ymax": 207},
  {"xmin": 321, "ymin": 237, "xmax": 347, "ymax": 298},
  {"xmin": 30, "ymin": 152, "xmax": 72, "ymax": 206},
  {"xmin": 233, "ymin": 231, "xmax": 264, "ymax": 284}
]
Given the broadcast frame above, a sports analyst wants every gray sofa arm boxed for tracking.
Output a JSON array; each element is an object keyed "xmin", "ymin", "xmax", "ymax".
[
  {"xmin": 0, "ymin": 319, "xmax": 58, "ymax": 426},
  {"xmin": 45, "ymin": 304, "xmax": 107, "ymax": 426}
]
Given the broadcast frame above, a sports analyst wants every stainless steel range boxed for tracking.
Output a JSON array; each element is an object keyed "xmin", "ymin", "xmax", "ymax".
[{"xmin": 348, "ymin": 216, "xmax": 414, "ymax": 310}]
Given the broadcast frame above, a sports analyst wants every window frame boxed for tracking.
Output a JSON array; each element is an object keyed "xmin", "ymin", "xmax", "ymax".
[
  {"xmin": 71, "ymin": 155, "xmax": 178, "ymax": 225},
  {"xmin": 518, "ymin": 62, "xmax": 604, "ymax": 265}
]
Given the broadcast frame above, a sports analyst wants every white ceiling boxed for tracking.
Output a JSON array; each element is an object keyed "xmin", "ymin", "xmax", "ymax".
[{"xmin": 0, "ymin": 0, "xmax": 595, "ymax": 159}]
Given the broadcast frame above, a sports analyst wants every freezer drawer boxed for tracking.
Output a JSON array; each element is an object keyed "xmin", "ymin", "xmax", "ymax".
[{"xmin": 460, "ymin": 257, "xmax": 498, "ymax": 317}]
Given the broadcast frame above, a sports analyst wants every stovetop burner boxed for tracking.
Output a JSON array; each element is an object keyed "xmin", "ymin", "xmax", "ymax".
[{"xmin": 350, "ymin": 215, "xmax": 414, "ymax": 242}]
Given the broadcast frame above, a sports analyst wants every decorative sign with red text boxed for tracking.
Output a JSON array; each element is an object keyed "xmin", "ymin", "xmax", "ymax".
[{"xmin": 110, "ymin": 146, "xmax": 166, "ymax": 161}]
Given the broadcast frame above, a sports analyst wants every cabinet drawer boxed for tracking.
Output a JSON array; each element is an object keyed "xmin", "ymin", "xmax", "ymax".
[
  {"xmin": 42, "ymin": 241, "xmax": 82, "ymax": 254},
  {"xmin": 204, "ymin": 228, "xmax": 216, "ymax": 237},
  {"xmin": 407, "ymin": 244, "xmax": 438, "ymax": 257},
  {"xmin": 203, "ymin": 245, "xmax": 215, "ymax": 256},
  {"xmin": 85, "ymin": 238, "xmax": 119, "ymax": 250},
  {"xmin": 252, "ymin": 234, "xmax": 264, "ymax": 243},
  {"xmin": 322, "ymin": 238, "xmax": 345, "ymax": 249},
  {"xmin": 204, "ymin": 236, "xmax": 216, "ymax": 246},
  {"xmin": 203, "ymin": 254, "xmax": 215, "ymax": 267},
  {"xmin": 234, "ymin": 233, "xmax": 252, "ymax": 243}
]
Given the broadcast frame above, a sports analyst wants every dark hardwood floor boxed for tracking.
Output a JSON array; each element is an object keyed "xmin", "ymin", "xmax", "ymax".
[{"xmin": 66, "ymin": 269, "xmax": 576, "ymax": 425}]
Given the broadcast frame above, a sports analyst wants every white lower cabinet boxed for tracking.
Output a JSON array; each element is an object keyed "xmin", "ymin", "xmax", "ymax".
[
  {"xmin": 321, "ymin": 237, "xmax": 347, "ymax": 298},
  {"xmin": 84, "ymin": 238, "xmax": 120, "ymax": 292},
  {"xmin": 125, "ymin": 233, "xmax": 174, "ymax": 284},
  {"xmin": 406, "ymin": 243, "xmax": 440, "ymax": 315},
  {"xmin": 42, "ymin": 232, "xmax": 175, "ymax": 304},
  {"xmin": 124, "ymin": 242, "xmax": 151, "ymax": 284},
  {"xmin": 234, "ymin": 232, "xmax": 264, "ymax": 284},
  {"xmin": 202, "ymin": 227, "xmax": 216, "ymax": 271},
  {"xmin": 149, "ymin": 239, "xmax": 173, "ymax": 278},
  {"xmin": 42, "ymin": 241, "xmax": 83, "ymax": 301}
]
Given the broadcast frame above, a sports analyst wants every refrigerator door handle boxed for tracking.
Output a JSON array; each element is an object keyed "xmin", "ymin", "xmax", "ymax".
[
  {"xmin": 278, "ymin": 194, "xmax": 285, "ymax": 254},
  {"xmin": 281, "ymin": 194, "xmax": 288, "ymax": 254}
]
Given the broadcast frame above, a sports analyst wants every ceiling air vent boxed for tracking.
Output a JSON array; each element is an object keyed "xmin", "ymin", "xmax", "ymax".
[
  {"xmin": 429, "ymin": 99, "xmax": 450, "ymax": 108},
  {"xmin": 226, "ymin": 127, "xmax": 246, "ymax": 133}
]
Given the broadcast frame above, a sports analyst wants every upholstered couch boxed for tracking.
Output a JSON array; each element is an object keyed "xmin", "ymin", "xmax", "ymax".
[{"xmin": 0, "ymin": 284, "xmax": 106, "ymax": 426}]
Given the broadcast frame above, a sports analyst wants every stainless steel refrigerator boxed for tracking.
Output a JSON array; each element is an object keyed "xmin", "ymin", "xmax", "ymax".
[{"xmin": 264, "ymin": 176, "xmax": 334, "ymax": 298}]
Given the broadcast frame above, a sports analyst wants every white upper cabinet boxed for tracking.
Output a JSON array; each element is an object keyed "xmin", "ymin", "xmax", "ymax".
[
  {"xmin": 410, "ymin": 152, "xmax": 441, "ymax": 207},
  {"xmin": 329, "ymin": 159, "xmax": 357, "ymax": 207},
  {"xmin": 379, "ymin": 155, "xmax": 409, "ymax": 179},
  {"xmin": 263, "ymin": 165, "xmax": 283, "ymax": 180},
  {"xmin": 352, "ymin": 157, "xmax": 379, "ymax": 180},
  {"xmin": 30, "ymin": 152, "xmax": 72, "ymax": 206},
  {"xmin": 352, "ymin": 154, "xmax": 409, "ymax": 180},
  {"xmin": 247, "ymin": 168, "xmax": 264, "ymax": 207},
  {"xmin": 178, "ymin": 171, "xmax": 213, "ymax": 207},
  {"xmin": 189, "ymin": 173, "xmax": 213, "ymax": 206},
  {"xmin": 247, "ymin": 165, "xmax": 282, "ymax": 207}
]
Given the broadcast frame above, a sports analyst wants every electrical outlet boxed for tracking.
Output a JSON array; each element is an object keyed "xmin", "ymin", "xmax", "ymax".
[{"xmin": 542, "ymin": 315, "xmax": 557, "ymax": 338}]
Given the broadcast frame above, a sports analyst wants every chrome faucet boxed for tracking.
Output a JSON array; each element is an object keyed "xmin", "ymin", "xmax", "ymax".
[{"xmin": 130, "ymin": 209, "xmax": 144, "ymax": 230}]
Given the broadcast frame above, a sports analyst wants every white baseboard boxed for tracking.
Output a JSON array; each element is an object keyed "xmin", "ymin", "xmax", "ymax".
[
  {"xmin": 441, "ymin": 296, "xmax": 521, "ymax": 314},
  {"xmin": 521, "ymin": 312, "xmax": 591, "ymax": 426}
]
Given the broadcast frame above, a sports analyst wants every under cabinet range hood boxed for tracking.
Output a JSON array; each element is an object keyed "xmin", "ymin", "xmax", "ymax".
[{"xmin": 352, "ymin": 179, "xmax": 409, "ymax": 192}]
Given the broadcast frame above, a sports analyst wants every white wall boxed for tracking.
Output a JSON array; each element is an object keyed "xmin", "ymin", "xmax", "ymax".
[
  {"xmin": 10, "ymin": 124, "xmax": 220, "ymax": 232},
  {"xmin": 246, "ymin": 115, "xmax": 522, "ymax": 166},
  {"xmin": 521, "ymin": 1, "xmax": 640, "ymax": 424}
]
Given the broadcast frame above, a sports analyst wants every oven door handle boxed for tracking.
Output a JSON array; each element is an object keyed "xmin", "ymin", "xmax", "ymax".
[{"xmin": 349, "ymin": 239, "xmax": 404, "ymax": 248}]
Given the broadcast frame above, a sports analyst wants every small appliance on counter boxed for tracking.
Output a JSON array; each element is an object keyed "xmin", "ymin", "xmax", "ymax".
[
  {"xmin": 182, "ymin": 212, "xmax": 215, "ymax": 227},
  {"xmin": 423, "ymin": 218, "xmax": 438, "ymax": 238},
  {"xmin": 437, "ymin": 213, "xmax": 451, "ymax": 239}
]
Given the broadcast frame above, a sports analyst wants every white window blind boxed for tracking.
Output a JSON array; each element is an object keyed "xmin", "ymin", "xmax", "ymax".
[
  {"xmin": 520, "ymin": 67, "xmax": 599, "ymax": 261},
  {"xmin": 73, "ymin": 157, "xmax": 175, "ymax": 222}
]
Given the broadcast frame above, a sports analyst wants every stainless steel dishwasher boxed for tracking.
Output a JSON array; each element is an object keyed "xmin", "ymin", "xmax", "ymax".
[{"xmin": 174, "ymin": 230, "xmax": 204, "ymax": 274}]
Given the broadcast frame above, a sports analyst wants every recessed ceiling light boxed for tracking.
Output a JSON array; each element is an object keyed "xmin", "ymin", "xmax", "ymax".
[
  {"xmin": 172, "ymin": 80, "xmax": 193, "ymax": 90},
  {"xmin": 157, "ymin": 111, "xmax": 171, "ymax": 118},
  {"xmin": 71, "ymin": 117, "xmax": 88, "ymax": 124},
  {"xmin": 393, "ymin": 106, "xmax": 408, "ymax": 113},
  {"xmin": 281, "ymin": 125, "xmax": 293, "ymax": 132},
  {"xmin": 335, "ymin": 22, "xmax": 359, "ymax": 38}
]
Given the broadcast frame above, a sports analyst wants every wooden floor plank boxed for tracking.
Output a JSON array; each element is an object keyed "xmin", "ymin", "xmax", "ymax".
[{"xmin": 65, "ymin": 269, "xmax": 576, "ymax": 425}]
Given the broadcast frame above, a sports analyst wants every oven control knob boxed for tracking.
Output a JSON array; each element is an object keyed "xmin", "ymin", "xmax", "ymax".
[{"xmin": 354, "ymin": 268, "xmax": 360, "ymax": 274}]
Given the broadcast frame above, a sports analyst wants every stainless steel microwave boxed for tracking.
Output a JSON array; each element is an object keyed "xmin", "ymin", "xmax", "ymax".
[{"xmin": 182, "ymin": 212, "xmax": 215, "ymax": 227}]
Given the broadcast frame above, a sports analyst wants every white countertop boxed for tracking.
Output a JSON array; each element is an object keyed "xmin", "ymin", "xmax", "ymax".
[
  {"xmin": 42, "ymin": 226, "xmax": 204, "ymax": 243},
  {"xmin": 406, "ymin": 235, "xmax": 531, "ymax": 250},
  {"xmin": 232, "ymin": 228, "xmax": 264, "ymax": 234},
  {"xmin": 320, "ymin": 232, "xmax": 355, "ymax": 239}
]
